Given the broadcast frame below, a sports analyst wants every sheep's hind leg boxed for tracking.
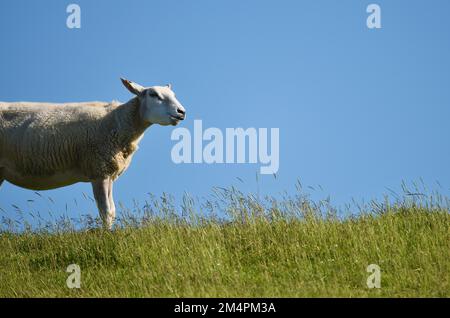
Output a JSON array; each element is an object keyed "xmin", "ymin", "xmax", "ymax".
[{"xmin": 92, "ymin": 178, "xmax": 115, "ymax": 230}]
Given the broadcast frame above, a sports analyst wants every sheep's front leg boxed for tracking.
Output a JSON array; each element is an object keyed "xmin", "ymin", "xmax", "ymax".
[
  {"xmin": 108, "ymin": 179, "xmax": 116, "ymax": 224},
  {"xmin": 92, "ymin": 178, "xmax": 115, "ymax": 229}
]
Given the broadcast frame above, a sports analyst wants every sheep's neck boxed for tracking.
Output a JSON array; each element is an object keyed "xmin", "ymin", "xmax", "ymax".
[{"xmin": 111, "ymin": 97, "xmax": 150, "ymax": 151}]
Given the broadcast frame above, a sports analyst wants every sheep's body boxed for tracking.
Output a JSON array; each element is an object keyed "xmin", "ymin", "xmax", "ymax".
[{"xmin": 0, "ymin": 98, "xmax": 146, "ymax": 191}]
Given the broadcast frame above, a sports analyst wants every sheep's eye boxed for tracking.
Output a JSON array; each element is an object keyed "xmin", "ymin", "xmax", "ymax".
[{"xmin": 148, "ymin": 91, "xmax": 162, "ymax": 100}]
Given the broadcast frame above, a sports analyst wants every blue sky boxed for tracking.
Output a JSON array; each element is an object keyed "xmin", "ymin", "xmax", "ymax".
[{"xmin": 1, "ymin": 0, "xmax": 449, "ymax": 222}]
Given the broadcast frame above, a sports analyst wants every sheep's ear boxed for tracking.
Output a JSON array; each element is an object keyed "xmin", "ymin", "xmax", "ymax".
[
  {"xmin": 166, "ymin": 83, "xmax": 172, "ymax": 90},
  {"xmin": 121, "ymin": 78, "xmax": 145, "ymax": 95}
]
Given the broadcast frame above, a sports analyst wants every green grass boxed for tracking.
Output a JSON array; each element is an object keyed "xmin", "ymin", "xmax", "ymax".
[{"xmin": 0, "ymin": 185, "xmax": 449, "ymax": 297}]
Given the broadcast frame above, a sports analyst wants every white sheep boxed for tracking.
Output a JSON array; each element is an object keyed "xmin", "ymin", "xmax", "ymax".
[{"xmin": 0, "ymin": 78, "xmax": 186, "ymax": 229}]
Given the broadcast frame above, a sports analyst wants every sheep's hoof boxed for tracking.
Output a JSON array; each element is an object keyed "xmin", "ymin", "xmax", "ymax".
[{"xmin": 100, "ymin": 217, "xmax": 114, "ymax": 231}]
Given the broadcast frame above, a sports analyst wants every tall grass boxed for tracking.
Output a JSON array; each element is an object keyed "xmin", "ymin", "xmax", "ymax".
[{"xmin": 0, "ymin": 182, "xmax": 449, "ymax": 297}]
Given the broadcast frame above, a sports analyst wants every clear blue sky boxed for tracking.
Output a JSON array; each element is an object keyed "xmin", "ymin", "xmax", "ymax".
[{"xmin": 1, "ymin": 0, "xmax": 449, "ymax": 223}]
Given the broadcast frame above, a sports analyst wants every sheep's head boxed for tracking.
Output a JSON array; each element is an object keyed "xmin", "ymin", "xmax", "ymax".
[{"xmin": 121, "ymin": 78, "xmax": 186, "ymax": 126}]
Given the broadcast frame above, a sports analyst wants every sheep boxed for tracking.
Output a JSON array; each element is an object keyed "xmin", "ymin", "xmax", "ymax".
[{"xmin": 0, "ymin": 78, "xmax": 186, "ymax": 229}]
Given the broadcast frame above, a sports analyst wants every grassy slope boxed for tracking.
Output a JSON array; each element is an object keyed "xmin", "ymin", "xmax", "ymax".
[{"xmin": 0, "ymin": 206, "xmax": 448, "ymax": 297}]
